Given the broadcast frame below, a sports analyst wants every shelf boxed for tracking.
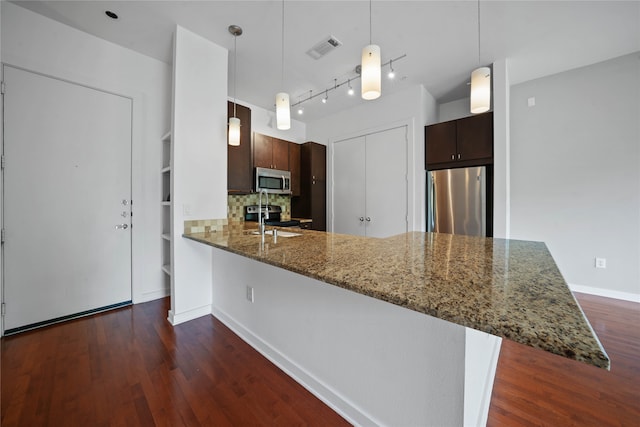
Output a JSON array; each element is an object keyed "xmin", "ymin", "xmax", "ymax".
[
  {"xmin": 162, "ymin": 264, "xmax": 172, "ymax": 276},
  {"xmin": 161, "ymin": 129, "xmax": 172, "ymax": 287}
]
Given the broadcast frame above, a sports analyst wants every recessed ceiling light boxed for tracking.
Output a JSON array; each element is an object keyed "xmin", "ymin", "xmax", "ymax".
[{"xmin": 105, "ymin": 10, "xmax": 119, "ymax": 20}]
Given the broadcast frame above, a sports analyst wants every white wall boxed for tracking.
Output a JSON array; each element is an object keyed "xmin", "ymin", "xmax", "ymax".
[
  {"xmin": 510, "ymin": 52, "xmax": 640, "ymax": 301},
  {"xmin": 307, "ymin": 84, "xmax": 437, "ymax": 233},
  {"xmin": 169, "ymin": 25, "xmax": 228, "ymax": 324},
  {"xmin": 438, "ymin": 97, "xmax": 471, "ymax": 122},
  {"xmin": 211, "ymin": 248, "xmax": 468, "ymax": 426},
  {"xmin": 1, "ymin": 2, "xmax": 171, "ymax": 304}
]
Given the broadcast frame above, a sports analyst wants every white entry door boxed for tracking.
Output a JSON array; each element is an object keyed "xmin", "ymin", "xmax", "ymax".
[
  {"xmin": 3, "ymin": 66, "xmax": 133, "ymax": 333},
  {"xmin": 332, "ymin": 126, "xmax": 408, "ymax": 238}
]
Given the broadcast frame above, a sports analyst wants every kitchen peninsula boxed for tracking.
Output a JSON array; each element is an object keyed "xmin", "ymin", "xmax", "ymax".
[{"xmin": 184, "ymin": 224, "xmax": 608, "ymax": 426}]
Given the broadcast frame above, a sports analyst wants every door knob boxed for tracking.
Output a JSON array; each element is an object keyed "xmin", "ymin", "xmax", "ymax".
[
  {"xmin": 366, "ymin": 217, "xmax": 371, "ymax": 222},
  {"xmin": 115, "ymin": 224, "xmax": 128, "ymax": 230},
  {"xmin": 359, "ymin": 217, "xmax": 364, "ymax": 222}
]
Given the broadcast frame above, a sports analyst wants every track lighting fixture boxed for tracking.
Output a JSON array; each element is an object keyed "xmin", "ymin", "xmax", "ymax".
[
  {"xmin": 347, "ymin": 79, "xmax": 354, "ymax": 95},
  {"xmin": 289, "ymin": 54, "xmax": 406, "ymax": 111}
]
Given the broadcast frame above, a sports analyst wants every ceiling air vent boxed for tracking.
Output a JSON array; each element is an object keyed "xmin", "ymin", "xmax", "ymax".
[{"xmin": 306, "ymin": 35, "xmax": 342, "ymax": 60}]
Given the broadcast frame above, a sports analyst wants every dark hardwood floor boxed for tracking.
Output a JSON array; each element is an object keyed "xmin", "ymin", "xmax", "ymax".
[
  {"xmin": 1, "ymin": 297, "xmax": 350, "ymax": 426},
  {"xmin": 488, "ymin": 293, "xmax": 640, "ymax": 427},
  {"xmin": 2, "ymin": 292, "xmax": 638, "ymax": 426}
]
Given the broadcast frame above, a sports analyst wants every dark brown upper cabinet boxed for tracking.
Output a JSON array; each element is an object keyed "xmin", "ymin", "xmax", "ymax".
[
  {"xmin": 227, "ymin": 101, "xmax": 252, "ymax": 194},
  {"xmin": 425, "ymin": 112, "xmax": 493, "ymax": 169},
  {"xmin": 253, "ymin": 133, "xmax": 289, "ymax": 171}
]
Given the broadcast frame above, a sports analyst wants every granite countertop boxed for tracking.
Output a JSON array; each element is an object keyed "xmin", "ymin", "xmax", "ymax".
[{"xmin": 184, "ymin": 224, "xmax": 609, "ymax": 369}]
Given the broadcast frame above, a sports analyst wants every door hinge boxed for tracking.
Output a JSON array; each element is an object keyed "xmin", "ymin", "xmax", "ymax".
[
  {"xmin": 1, "ymin": 81, "xmax": 5, "ymax": 95},
  {"xmin": 1, "ymin": 228, "xmax": 5, "ymax": 244},
  {"xmin": 1, "ymin": 303, "xmax": 6, "ymax": 316},
  {"xmin": 1, "ymin": 155, "xmax": 5, "ymax": 170}
]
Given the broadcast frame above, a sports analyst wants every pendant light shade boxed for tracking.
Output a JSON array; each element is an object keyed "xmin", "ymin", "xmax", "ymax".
[
  {"xmin": 361, "ymin": 44, "xmax": 381, "ymax": 100},
  {"xmin": 228, "ymin": 116, "xmax": 241, "ymax": 146},
  {"xmin": 276, "ymin": 92, "xmax": 291, "ymax": 130},
  {"xmin": 470, "ymin": 66, "xmax": 491, "ymax": 114}
]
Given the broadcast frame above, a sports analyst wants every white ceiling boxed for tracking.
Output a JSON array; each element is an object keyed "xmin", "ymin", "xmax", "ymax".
[{"xmin": 12, "ymin": 1, "xmax": 640, "ymax": 123}]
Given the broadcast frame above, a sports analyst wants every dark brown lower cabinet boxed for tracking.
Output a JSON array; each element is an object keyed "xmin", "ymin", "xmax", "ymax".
[{"xmin": 292, "ymin": 142, "xmax": 326, "ymax": 231}]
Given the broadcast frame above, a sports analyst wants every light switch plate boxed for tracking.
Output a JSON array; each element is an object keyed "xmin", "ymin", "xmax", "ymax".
[{"xmin": 595, "ymin": 258, "xmax": 607, "ymax": 269}]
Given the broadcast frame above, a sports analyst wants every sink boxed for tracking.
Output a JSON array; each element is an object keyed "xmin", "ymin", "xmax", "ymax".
[{"xmin": 251, "ymin": 230, "xmax": 302, "ymax": 237}]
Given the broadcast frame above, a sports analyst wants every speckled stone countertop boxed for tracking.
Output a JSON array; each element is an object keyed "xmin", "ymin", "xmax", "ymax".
[{"xmin": 184, "ymin": 224, "xmax": 609, "ymax": 369}]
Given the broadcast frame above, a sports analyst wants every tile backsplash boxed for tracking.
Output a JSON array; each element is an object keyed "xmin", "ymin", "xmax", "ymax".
[
  {"xmin": 228, "ymin": 194, "xmax": 291, "ymax": 221},
  {"xmin": 183, "ymin": 218, "xmax": 228, "ymax": 235}
]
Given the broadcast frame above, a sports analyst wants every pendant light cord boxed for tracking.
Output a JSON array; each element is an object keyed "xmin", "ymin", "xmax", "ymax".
[
  {"xmin": 281, "ymin": 0, "xmax": 285, "ymax": 88},
  {"xmin": 369, "ymin": 0, "xmax": 372, "ymax": 45},
  {"xmin": 477, "ymin": 0, "xmax": 481, "ymax": 65},
  {"xmin": 233, "ymin": 33, "xmax": 237, "ymax": 118}
]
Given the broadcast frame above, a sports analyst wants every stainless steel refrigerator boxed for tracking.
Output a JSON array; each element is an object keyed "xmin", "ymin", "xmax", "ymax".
[{"xmin": 427, "ymin": 166, "xmax": 487, "ymax": 236}]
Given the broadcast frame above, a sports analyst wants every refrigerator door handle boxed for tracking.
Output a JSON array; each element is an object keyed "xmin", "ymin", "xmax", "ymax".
[{"xmin": 428, "ymin": 171, "xmax": 436, "ymax": 232}]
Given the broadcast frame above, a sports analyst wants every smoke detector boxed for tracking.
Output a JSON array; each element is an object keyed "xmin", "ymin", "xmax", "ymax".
[{"xmin": 306, "ymin": 35, "xmax": 342, "ymax": 60}]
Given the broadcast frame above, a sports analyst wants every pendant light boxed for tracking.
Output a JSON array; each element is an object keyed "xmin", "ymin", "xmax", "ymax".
[
  {"xmin": 275, "ymin": 0, "xmax": 291, "ymax": 130},
  {"xmin": 228, "ymin": 25, "xmax": 242, "ymax": 146},
  {"xmin": 470, "ymin": 0, "xmax": 490, "ymax": 114},
  {"xmin": 361, "ymin": 0, "xmax": 381, "ymax": 100}
]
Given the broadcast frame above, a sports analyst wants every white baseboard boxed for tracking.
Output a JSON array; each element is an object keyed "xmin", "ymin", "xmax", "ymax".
[
  {"xmin": 167, "ymin": 304, "xmax": 212, "ymax": 326},
  {"xmin": 136, "ymin": 287, "xmax": 170, "ymax": 304},
  {"xmin": 569, "ymin": 284, "xmax": 640, "ymax": 303},
  {"xmin": 211, "ymin": 307, "xmax": 376, "ymax": 427}
]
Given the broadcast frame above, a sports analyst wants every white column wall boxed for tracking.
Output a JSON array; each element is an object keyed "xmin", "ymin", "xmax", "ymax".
[
  {"xmin": 169, "ymin": 25, "xmax": 228, "ymax": 324},
  {"xmin": 492, "ymin": 59, "xmax": 511, "ymax": 239}
]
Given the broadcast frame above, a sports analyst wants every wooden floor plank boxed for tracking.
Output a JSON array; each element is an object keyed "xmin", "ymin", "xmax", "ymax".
[{"xmin": 2, "ymin": 292, "xmax": 638, "ymax": 426}]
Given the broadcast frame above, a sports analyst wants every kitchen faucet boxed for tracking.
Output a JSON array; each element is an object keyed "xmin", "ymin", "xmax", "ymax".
[{"xmin": 258, "ymin": 189, "xmax": 269, "ymax": 236}]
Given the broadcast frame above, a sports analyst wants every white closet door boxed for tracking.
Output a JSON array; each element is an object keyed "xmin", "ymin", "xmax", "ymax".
[
  {"xmin": 333, "ymin": 136, "xmax": 366, "ymax": 236},
  {"xmin": 3, "ymin": 66, "xmax": 132, "ymax": 332},
  {"xmin": 365, "ymin": 126, "xmax": 408, "ymax": 238}
]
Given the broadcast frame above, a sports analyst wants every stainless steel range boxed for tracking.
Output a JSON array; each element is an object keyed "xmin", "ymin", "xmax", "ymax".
[{"xmin": 244, "ymin": 205, "xmax": 300, "ymax": 227}]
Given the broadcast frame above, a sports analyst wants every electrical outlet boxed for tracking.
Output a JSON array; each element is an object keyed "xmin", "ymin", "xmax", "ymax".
[
  {"xmin": 246, "ymin": 286, "xmax": 254, "ymax": 302},
  {"xmin": 595, "ymin": 258, "xmax": 607, "ymax": 269}
]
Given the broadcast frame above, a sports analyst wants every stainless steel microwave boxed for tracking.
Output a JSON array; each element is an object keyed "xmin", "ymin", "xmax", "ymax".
[{"xmin": 255, "ymin": 167, "xmax": 291, "ymax": 195}]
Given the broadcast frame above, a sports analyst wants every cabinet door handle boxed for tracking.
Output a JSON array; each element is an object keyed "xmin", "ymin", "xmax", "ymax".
[
  {"xmin": 451, "ymin": 154, "xmax": 455, "ymax": 160},
  {"xmin": 457, "ymin": 153, "xmax": 461, "ymax": 159},
  {"xmin": 366, "ymin": 217, "xmax": 371, "ymax": 222},
  {"xmin": 359, "ymin": 217, "xmax": 364, "ymax": 222}
]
